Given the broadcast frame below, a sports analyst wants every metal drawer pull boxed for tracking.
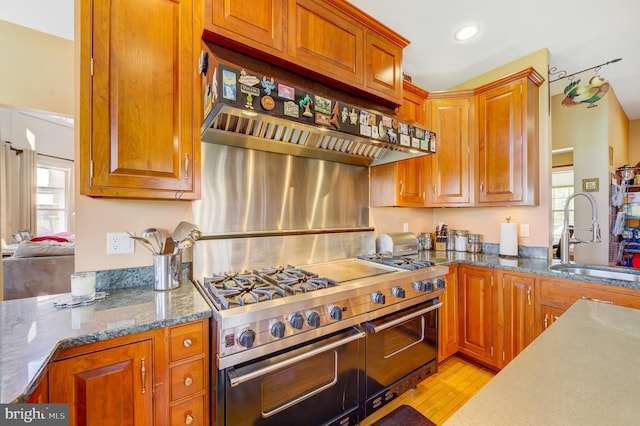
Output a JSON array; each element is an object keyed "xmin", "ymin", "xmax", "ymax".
[
  {"xmin": 366, "ymin": 302, "xmax": 443, "ymax": 333},
  {"xmin": 228, "ymin": 329, "xmax": 364, "ymax": 388},
  {"xmin": 184, "ymin": 154, "xmax": 189, "ymax": 179},
  {"xmin": 183, "ymin": 338, "xmax": 193, "ymax": 348},
  {"xmin": 184, "ymin": 376, "xmax": 193, "ymax": 386},
  {"xmin": 527, "ymin": 287, "xmax": 531, "ymax": 305},
  {"xmin": 581, "ymin": 296, "xmax": 613, "ymax": 304},
  {"xmin": 141, "ymin": 358, "xmax": 146, "ymax": 394},
  {"xmin": 185, "ymin": 414, "xmax": 194, "ymax": 425},
  {"xmin": 399, "ymin": 180, "xmax": 405, "ymax": 195}
]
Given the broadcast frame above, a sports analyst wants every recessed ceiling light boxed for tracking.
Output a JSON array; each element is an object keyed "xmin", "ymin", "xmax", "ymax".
[{"xmin": 454, "ymin": 25, "xmax": 479, "ymax": 41}]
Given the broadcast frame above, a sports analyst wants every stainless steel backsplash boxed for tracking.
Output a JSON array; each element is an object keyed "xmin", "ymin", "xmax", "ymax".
[{"xmin": 192, "ymin": 143, "xmax": 373, "ymax": 275}]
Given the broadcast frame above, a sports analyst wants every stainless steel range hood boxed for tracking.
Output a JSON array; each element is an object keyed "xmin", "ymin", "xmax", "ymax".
[{"xmin": 200, "ymin": 56, "xmax": 436, "ymax": 167}]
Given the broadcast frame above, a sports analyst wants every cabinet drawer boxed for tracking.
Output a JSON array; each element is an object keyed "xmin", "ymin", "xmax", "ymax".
[
  {"xmin": 171, "ymin": 359, "xmax": 205, "ymax": 402},
  {"xmin": 540, "ymin": 279, "xmax": 640, "ymax": 309},
  {"xmin": 170, "ymin": 394, "xmax": 205, "ymax": 426},
  {"xmin": 170, "ymin": 321, "xmax": 205, "ymax": 362}
]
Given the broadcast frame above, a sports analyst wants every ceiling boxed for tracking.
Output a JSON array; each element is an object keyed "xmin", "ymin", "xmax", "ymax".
[
  {"xmin": 2, "ymin": 1, "xmax": 639, "ymax": 119},
  {"xmin": 348, "ymin": 0, "xmax": 640, "ymax": 120}
]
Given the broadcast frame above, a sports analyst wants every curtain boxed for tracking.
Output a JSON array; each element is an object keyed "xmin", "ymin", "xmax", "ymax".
[{"xmin": 0, "ymin": 143, "xmax": 37, "ymax": 244}]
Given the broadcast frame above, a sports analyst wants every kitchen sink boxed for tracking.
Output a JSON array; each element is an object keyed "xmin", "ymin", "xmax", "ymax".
[{"xmin": 549, "ymin": 264, "xmax": 640, "ymax": 282}]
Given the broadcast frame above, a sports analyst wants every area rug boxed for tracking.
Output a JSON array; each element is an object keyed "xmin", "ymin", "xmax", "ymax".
[{"xmin": 371, "ymin": 405, "xmax": 436, "ymax": 426}]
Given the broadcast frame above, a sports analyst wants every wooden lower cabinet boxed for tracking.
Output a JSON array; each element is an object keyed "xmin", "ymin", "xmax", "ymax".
[
  {"xmin": 540, "ymin": 304, "xmax": 565, "ymax": 332},
  {"xmin": 49, "ymin": 338, "xmax": 154, "ymax": 426},
  {"xmin": 438, "ymin": 265, "xmax": 459, "ymax": 362},
  {"xmin": 41, "ymin": 319, "xmax": 209, "ymax": 426},
  {"xmin": 457, "ymin": 265, "xmax": 498, "ymax": 368},
  {"xmin": 500, "ymin": 271, "xmax": 535, "ymax": 367}
]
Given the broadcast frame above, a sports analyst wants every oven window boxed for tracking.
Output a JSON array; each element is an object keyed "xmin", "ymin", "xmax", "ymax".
[
  {"xmin": 261, "ymin": 350, "xmax": 337, "ymax": 416},
  {"xmin": 383, "ymin": 317, "xmax": 423, "ymax": 358}
]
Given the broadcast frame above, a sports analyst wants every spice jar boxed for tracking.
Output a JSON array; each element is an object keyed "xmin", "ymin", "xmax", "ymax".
[
  {"xmin": 420, "ymin": 232, "xmax": 433, "ymax": 250},
  {"xmin": 455, "ymin": 230, "xmax": 468, "ymax": 252},
  {"xmin": 467, "ymin": 234, "xmax": 482, "ymax": 253},
  {"xmin": 447, "ymin": 230, "xmax": 457, "ymax": 251}
]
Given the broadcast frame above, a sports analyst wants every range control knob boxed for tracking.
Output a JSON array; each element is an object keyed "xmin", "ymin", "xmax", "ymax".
[
  {"xmin": 391, "ymin": 286, "xmax": 405, "ymax": 298},
  {"xmin": 371, "ymin": 291, "xmax": 386, "ymax": 304},
  {"xmin": 413, "ymin": 280, "xmax": 427, "ymax": 292},
  {"xmin": 328, "ymin": 304, "xmax": 343, "ymax": 321},
  {"xmin": 237, "ymin": 329, "xmax": 256, "ymax": 348},
  {"xmin": 289, "ymin": 312, "xmax": 305, "ymax": 330},
  {"xmin": 426, "ymin": 281, "xmax": 435, "ymax": 291},
  {"xmin": 270, "ymin": 320, "xmax": 286, "ymax": 338},
  {"xmin": 435, "ymin": 278, "xmax": 446, "ymax": 289},
  {"xmin": 307, "ymin": 311, "xmax": 321, "ymax": 328}
]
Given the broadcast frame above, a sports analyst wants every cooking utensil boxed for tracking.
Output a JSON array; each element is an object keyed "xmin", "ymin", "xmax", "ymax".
[
  {"xmin": 172, "ymin": 221, "xmax": 198, "ymax": 244},
  {"xmin": 142, "ymin": 228, "xmax": 163, "ymax": 254},
  {"xmin": 174, "ymin": 236, "xmax": 195, "ymax": 254},
  {"xmin": 189, "ymin": 227, "xmax": 202, "ymax": 241},
  {"xmin": 162, "ymin": 236, "xmax": 175, "ymax": 255},
  {"xmin": 127, "ymin": 233, "xmax": 157, "ymax": 254}
]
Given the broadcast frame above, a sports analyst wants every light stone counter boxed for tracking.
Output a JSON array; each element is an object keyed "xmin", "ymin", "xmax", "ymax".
[
  {"xmin": 444, "ymin": 299, "xmax": 640, "ymax": 425},
  {"xmin": 0, "ymin": 282, "xmax": 211, "ymax": 403}
]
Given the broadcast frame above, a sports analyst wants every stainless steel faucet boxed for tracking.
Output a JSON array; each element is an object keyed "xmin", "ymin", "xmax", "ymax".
[{"xmin": 560, "ymin": 192, "xmax": 601, "ymax": 264}]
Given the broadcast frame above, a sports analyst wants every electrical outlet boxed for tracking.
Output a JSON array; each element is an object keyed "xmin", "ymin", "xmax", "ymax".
[
  {"xmin": 107, "ymin": 232, "xmax": 135, "ymax": 254},
  {"xmin": 520, "ymin": 224, "xmax": 530, "ymax": 238},
  {"xmin": 403, "ymin": 223, "xmax": 409, "ymax": 232}
]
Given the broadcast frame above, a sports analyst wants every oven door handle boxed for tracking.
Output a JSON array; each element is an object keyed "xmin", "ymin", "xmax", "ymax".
[
  {"xmin": 227, "ymin": 329, "xmax": 365, "ymax": 388},
  {"xmin": 365, "ymin": 301, "xmax": 442, "ymax": 333}
]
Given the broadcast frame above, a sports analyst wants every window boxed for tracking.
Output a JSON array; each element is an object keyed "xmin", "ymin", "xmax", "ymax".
[
  {"xmin": 551, "ymin": 168, "xmax": 574, "ymax": 246},
  {"xmin": 36, "ymin": 157, "xmax": 74, "ymax": 235}
]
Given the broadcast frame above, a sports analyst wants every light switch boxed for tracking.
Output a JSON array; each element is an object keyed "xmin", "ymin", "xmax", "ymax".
[{"xmin": 520, "ymin": 224, "xmax": 530, "ymax": 238}]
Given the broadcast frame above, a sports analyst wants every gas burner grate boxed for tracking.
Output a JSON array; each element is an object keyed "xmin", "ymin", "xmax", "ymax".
[
  {"xmin": 205, "ymin": 273, "xmax": 286, "ymax": 309},
  {"xmin": 357, "ymin": 254, "xmax": 435, "ymax": 270}
]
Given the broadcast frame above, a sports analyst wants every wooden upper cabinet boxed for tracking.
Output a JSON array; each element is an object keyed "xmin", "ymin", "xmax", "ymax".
[
  {"xmin": 370, "ymin": 156, "xmax": 427, "ymax": 207},
  {"xmin": 396, "ymin": 81, "xmax": 429, "ymax": 126},
  {"xmin": 426, "ymin": 91, "xmax": 474, "ymax": 206},
  {"xmin": 80, "ymin": 0, "xmax": 201, "ymax": 199},
  {"xmin": 363, "ymin": 30, "xmax": 403, "ymax": 103},
  {"xmin": 475, "ymin": 68, "xmax": 543, "ymax": 206},
  {"xmin": 204, "ymin": 0, "xmax": 407, "ymax": 106},
  {"xmin": 288, "ymin": 0, "xmax": 364, "ymax": 86},
  {"xmin": 205, "ymin": 0, "xmax": 285, "ymax": 55}
]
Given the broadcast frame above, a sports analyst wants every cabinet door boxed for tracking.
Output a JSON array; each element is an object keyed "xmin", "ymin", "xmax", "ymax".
[
  {"xmin": 397, "ymin": 157, "xmax": 427, "ymax": 206},
  {"xmin": 397, "ymin": 81, "xmax": 429, "ymax": 125},
  {"xmin": 363, "ymin": 30, "xmax": 403, "ymax": 104},
  {"xmin": 476, "ymin": 69, "xmax": 542, "ymax": 206},
  {"xmin": 81, "ymin": 0, "xmax": 200, "ymax": 199},
  {"xmin": 540, "ymin": 304, "xmax": 565, "ymax": 332},
  {"xmin": 49, "ymin": 340, "xmax": 153, "ymax": 426},
  {"xmin": 458, "ymin": 266, "xmax": 498, "ymax": 367},
  {"xmin": 205, "ymin": 0, "xmax": 285, "ymax": 55},
  {"xmin": 501, "ymin": 272, "xmax": 535, "ymax": 367},
  {"xmin": 288, "ymin": 0, "xmax": 364, "ymax": 87},
  {"xmin": 438, "ymin": 265, "xmax": 459, "ymax": 362},
  {"xmin": 426, "ymin": 93, "xmax": 473, "ymax": 206}
]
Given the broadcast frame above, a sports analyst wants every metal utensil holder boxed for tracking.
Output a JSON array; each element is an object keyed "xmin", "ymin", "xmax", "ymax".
[{"xmin": 153, "ymin": 253, "xmax": 181, "ymax": 291}]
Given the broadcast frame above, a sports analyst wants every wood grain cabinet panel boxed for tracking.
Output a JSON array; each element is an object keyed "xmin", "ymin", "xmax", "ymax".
[
  {"xmin": 288, "ymin": 0, "xmax": 363, "ymax": 85},
  {"xmin": 206, "ymin": 0, "xmax": 285, "ymax": 54},
  {"xmin": 438, "ymin": 265, "xmax": 459, "ymax": 362},
  {"xmin": 500, "ymin": 272, "xmax": 535, "ymax": 367},
  {"xmin": 364, "ymin": 30, "xmax": 403, "ymax": 102},
  {"xmin": 458, "ymin": 265, "xmax": 498, "ymax": 368},
  {"xmin": 370, "ymin": 156, "xmax": 427, "ymax": 207},
  {"xmin": 80, "ymin": 0, "xmax": 201, "ymax": 199},
  {"xmin": 396, "ymin": 81, "xmax": 428, "ymax": 126},
  {"xmin": 49, "ymin": 339, "xmax": 154, "ymax": 426},
  {"xmin": 475, "ymin": 68, "xmax": 543, "ymax": 206},
  {"xmin": 426, "ymin": 92, "xmax": 473, "ymax": 206}
]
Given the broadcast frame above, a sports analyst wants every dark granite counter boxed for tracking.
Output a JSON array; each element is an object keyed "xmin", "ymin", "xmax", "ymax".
[
  {"xmin": 0, "ymin": 281, "xmax": 211, "ymax": 403},
  {"xmin": 414, "ymin": 250, "xmax": 640, "ymax": 290}
]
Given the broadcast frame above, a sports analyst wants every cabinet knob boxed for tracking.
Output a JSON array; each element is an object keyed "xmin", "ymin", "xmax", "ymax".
[
  {"xmin": 183, "ymin": 338, "xmax": 193, "ymax": 348},
  {"xmin": 185, "ymin": 414, "xmax": 194, "ymax": 425},
  {"xmin": 184, "ymin": 376, "xmax": 193, "ymax": 387}
]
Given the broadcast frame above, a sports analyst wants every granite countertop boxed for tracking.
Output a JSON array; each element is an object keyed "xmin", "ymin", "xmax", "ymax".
[
  {"xmin": 414, "ymin": 250, "xmax": 640, "ymax": 291},
  {"xmin": 443, "ymin": 298, "xmax": 640, "ymax": 425},
  {"xmin": 0, "ymin": 282, "xmax": 211, "ymax": 403}
]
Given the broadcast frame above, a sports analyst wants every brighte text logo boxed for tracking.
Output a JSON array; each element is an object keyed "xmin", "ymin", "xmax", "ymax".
[{"xmin": 1, "ymin": 404, "xmax": 68, "ymax": 425}]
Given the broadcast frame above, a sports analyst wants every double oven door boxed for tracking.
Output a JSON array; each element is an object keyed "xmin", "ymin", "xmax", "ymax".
[
  {"xmin": 219, "ymin": 326, "xmax": 364, "ymax": 426},
  {"xmin": 363, "ymin": 298, "xmax": 441, "ymax": 415}
]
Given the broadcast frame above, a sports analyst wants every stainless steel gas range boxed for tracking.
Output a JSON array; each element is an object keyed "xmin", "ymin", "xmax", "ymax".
[{"xmin": 193, "ymin": 252, "xmax": 447, "ymax": 426}]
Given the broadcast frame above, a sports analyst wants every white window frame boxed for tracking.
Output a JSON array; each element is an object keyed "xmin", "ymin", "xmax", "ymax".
[{"xmin": 36, "ymin": 155, "xmax": 75, "ymax": 235}]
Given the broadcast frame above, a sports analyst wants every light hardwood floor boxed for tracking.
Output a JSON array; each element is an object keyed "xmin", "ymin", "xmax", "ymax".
[{"xmin": 360, "ymin": 356, "xmax": 495, "ymax": 426}]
